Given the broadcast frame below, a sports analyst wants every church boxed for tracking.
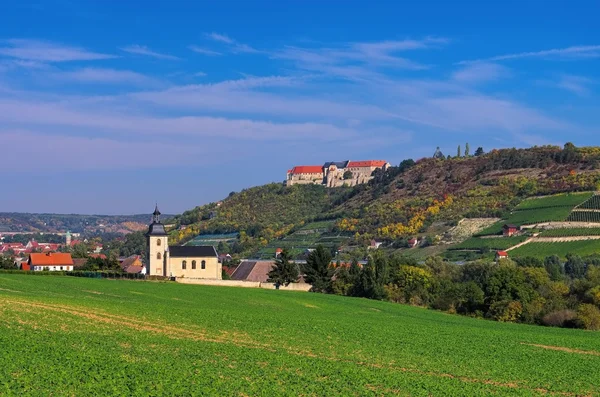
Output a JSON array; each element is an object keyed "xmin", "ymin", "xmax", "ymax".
[{"xmin": 146, "ymin": 206, "xmax": 221, "ymax": 279}]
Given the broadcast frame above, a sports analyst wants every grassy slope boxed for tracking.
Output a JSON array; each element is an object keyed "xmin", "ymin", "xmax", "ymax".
[{"xmin": 1, "ymin": 275, "xmax": 600, "ymax": 396}]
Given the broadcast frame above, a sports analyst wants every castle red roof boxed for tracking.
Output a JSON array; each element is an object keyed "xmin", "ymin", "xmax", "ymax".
[
  {"xmin": 347, "ymin": 160, "xmax": 387, "ymax": 168},
  {"xmin": 289, "ymin": 165, "xmax": 323, "ymax": 174}
]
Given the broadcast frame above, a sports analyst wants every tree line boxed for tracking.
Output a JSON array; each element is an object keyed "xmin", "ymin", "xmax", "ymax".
[{"xmin": 269, "ymin": 246, "xmax": 600, "ymax": 330}]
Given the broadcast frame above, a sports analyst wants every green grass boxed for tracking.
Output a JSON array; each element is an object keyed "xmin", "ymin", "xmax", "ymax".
[
  {"xmin": 450, "ymin": 236, "xmax": 526, "ymax": 251},
  {"xmin": 538, "ymin": 228, "xmax": 600, "ymax": 237},
  {"xmin": 297, "ymin": 220, "xmax": 336, "ymax": 231},
  {"xmin": 1, "ymin": 275, "xmax": 600, "ymax": 396},
  {"xmin": 510, "ymin": 240, "xmax": 600, "ymax": 259},
  {"xmin": 515, "ymin": 192, "xmax": 593, "ymax": 210},
  {"xmin": 506, "ymin": 207, "xmax": 574, "ymax": 225}
]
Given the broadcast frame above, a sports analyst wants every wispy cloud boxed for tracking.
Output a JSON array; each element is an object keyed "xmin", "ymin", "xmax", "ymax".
[
  {"xmin": 275, "ymin": 37, "xmax": 449, "ymax": 80},
  {"xmin": 206, "ymin": 32, "xmax": 234, "ymax": 44},
  {"xmin": 202, "ymin": 32, "xmax": 260, "ymax": 54},
  {"xmin": 452, "ymin": 63, "xmax": 509, "ymax": 83},
  {"xmin": 194, "ymin": 71, "xmax": 207, "ymax": 77},
  {"xmin": 460, "ymin": 45, "xmax": 600, "ymax": 64},
  {"xmin": 120, "ymin": 45, "xmax": 180, "ymax": 60},
  {"xmin": 189, "ymin": 45, "xmax": 222, "ymax": 56},
  {"xmin": 0, "ymin": 39, "xmax": 116, "ymax": 62},
  {"xmin": 54, "ymin": 67, "xmax": 154, "ymax": 85},
  {"xmin": 555, "ymin": 74, "xmax": 594, "ymax": 96}
]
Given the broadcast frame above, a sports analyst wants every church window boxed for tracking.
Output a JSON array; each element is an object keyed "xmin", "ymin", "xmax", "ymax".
[
  {"xmin": 182, "ymin": 260, "xmax": 187, "ymax": 270},
  {"xmin": 192, "ymin": 260, "xmax": 196, "ymax": 270},
  {"xmin": 201, "ymin": 260, "xmax": 206, "ymax": 270},
  {"xmin": 157, "ymin": 239, "xmax": 161, "ymax": 246},
  {"xmin": 157, "ymin": 252, "xmax": 161, "ymax": 260}
]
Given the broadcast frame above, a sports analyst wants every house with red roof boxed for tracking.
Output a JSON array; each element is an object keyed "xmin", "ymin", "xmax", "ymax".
[
  {"xmin": 496, "ymin": 251, "xmax": 509, "ymax": 261},
  {"xmin": 286, "ymin": 165, "xmax": 324, "ymax": 186},
  {"xmin": 28, "ymin": 252, "xmax": 74, "ymax": 271}
]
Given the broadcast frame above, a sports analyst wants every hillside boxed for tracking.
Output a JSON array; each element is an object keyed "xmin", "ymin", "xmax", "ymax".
[
  {"xmin": 1, "ymin": 274, "xmax": 599, "ymax": 396},
  {"xmin": 0, "ymin": 213, "xmax": 158, "ymax": 235},
  {"xmin": 170, "ymin": 144, "xmax": 600, "ymax": 259}
]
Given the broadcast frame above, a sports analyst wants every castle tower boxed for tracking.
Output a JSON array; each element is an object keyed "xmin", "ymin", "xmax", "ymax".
[{"xmin": 146, "ymin": 205, "xmax": 169, "ymax": 277}]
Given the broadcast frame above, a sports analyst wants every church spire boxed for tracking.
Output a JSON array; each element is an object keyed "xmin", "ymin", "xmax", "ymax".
[{"xmin": 153, "ymin": 204, "xmax": 161, "ymax": 224}]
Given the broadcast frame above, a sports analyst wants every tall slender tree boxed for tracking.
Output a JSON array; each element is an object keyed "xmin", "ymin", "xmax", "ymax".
[
  {"xmin": 303, "ymin": 245, "xmax": 334, "ymax": 293},
  {"xmin": 465, "ymin": 142, "xmax": 470, "ymax": 157},
  {"xmin": 457, "ymin": 145, "xmax": 462, "ymax": 158},
  {"xmin": 267, "ymin": 249, "xmax": 299, "ymax": 287}
]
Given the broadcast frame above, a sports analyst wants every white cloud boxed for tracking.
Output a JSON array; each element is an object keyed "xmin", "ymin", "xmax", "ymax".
[
  {"xmin": 0, "ymin": 39, "xmax": 116, "ymax": 62},
  {"xmin": 202, "ymin": 32, "xmax": 260, "ymax": 54},
  {"xmin": 55, "ymin": 68, "xmax": 153, "ymax": 85},
  {"xmin": 194, "ymin": 71, "xmax": 207, "ymax": 77},
  {"xmin": 189, "ymin": 45, "xmax": 222, "ymax": 56},
  {"xmin": 460, "ymin": 45, "xmax": 600, "ymax": 64},
  {"xmin": 452, "ymin": 63, "xmax": 509, "ymax": 83},
  {"xmin": 555, "ymin": 75, "xmax": 594, "ymax": 96},
  {"xmin": 120, "ymin": 45, "xmax": 180, "ymax": 60},
  {"xmin": 206, "ymin": 32, "xmax": 234, "ymax": 44}
]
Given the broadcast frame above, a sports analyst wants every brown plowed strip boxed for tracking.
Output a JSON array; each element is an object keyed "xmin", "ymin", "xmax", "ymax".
[
  {"xmin": 0, "ymin": 298, "xmax": 588, "ymax": 396},
  {"xmin": 523, "ymin": 343, "xmax": 600, "ymax": 357}
]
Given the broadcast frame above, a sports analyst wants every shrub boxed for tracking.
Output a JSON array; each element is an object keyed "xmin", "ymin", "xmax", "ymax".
[
  {"xmin": 489, "ymin": 300, "xmax": 523, "ymax": 322},
  {"xmin": 542, "ymin": 310, "xmax": 577, "ymax": 328},
  {"xmin": 577, "ymin": 304, "xmax": 600, "ymax": 330}
]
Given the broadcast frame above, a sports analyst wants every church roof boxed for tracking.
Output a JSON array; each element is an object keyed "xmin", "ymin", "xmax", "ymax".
[
  {"xmin": 146, "ymin": 222, "xmax": 168, "ymax": 236},
  {"xmin": 169, "ymin": 245, "xmax": 217, "ymax": 258}
]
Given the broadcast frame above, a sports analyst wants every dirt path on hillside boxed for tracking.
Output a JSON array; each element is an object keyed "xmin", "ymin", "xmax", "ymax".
[{"xmin": 506, "ymin": 235, "xmax": 600, "ymax": 251}]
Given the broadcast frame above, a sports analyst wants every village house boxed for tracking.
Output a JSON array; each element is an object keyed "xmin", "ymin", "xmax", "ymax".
[
  {"xmin": 27, "ymin": 252, "xmax": 74, "ymax": 271},
  {"xmin": 286, "ymin": 160, "xmax": 391, "ymax": 187},
  {"xmin": 496, "ymin": 251, "xmax": 509, "ymax": 261},
  {"xmin": 503, "ymin": 224, "xmax": 519, "ymax": 237},
  {"xmin": 408, "ymin": 238, "xmax": 419, "ymax": 248},
  {"xmin": 146, "ymin": 206, "xmax": 221, "ymax": 279}
]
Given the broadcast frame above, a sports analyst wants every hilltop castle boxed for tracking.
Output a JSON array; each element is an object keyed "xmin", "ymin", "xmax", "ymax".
[{"xmin": 286, "ymin": 160, "xmax": 390, "ymax": 187}]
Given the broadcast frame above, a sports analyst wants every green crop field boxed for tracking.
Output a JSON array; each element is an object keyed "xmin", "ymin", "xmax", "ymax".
[
  {"xmin": 510, "ymin": 240, "xmax": 600, "ymax": 259},
  {"xmin": 515, "ymin": 192, "xmax": 593, "ymax": 210},
  {"xmin": 449, "ymin": 236, "xmax": 526, "ymax": 251},
  {"xmin": 539, "ymin": 228, "xmax": 600, "ymax": 237},
  {"xmin": 1, "ymin": 275, "xmax": 600, "ymax": 396}
]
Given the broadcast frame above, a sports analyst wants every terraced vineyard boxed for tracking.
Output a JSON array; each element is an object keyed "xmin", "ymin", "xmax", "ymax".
[
  {"xmin": 514, "ymin": 192, "xmax": 593, "ymax": 210},
  {"xmin": 256, "ymin": 220, "xmax": 350, "ymax": 259},
  {"xmin": 187, "ymin": 233, "xmax": 238, "ymax": 246},
  {"xmin": 476, "ymin": 193, "xmax": 594, "ymax": 236},
  {"xmin": 510, "ymin": 240, "xmax": 600, "ymax": 259},
  {"xmin": 1, "ymin": 274, "xmax": 600, "ymax": 396},
  {"xmin": 539, "ymin": 228, "xmax": 600, "ymax": 237},
  {"xmin": 449, "ymin": 236, "xmax": 526, "ymax": 251}
]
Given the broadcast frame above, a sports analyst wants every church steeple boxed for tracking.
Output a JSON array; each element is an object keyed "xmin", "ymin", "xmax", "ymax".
[
  {"xmin": 146, "ymin": 204, "xmax": 168, "ymax": 237},
  {"xmin": 153, "ymin": 204, "xmax": 161, "ymax": 224}
]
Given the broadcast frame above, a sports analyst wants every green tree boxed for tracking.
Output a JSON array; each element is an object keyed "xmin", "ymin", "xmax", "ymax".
[
  {"xmin": 303, "ymin": 245, "xmax": 333, "ymax": 293},
  {"xmin": 343, "ymin": 170, "xmax": 353, "ymax": 180},
  {"xmin": 544, "ymin": 255, "xmax": 563, "ymax": 281},
  {"xmin": 0, "ymin": 256, "xmax": 16, "ymax": 269},
  {"xmin": 465, "ymin": 142, "xmax": 470, "ymax": 157},
  {"xmin": 267, "ymin": 249, "xmax": 299, "ymax": 287},
  {"xmin": 474, "ymin": 147, "xmax": 484, "ymax": 156},
  {"xmin": 564, "ymin": 254, "xmax": 586, "ymax": 278},
  {"xmin": 457, "ymin": 145, "xmax": 462, "ymax": 158},
  {"xmin": 72, "ymin": 243, "xmax": 89, "ymax": 259}
]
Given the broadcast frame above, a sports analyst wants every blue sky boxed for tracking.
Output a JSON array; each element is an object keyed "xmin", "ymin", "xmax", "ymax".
[{"xmin": 1, "ymin": 0, "xmax": 599, "ymax": 215}]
